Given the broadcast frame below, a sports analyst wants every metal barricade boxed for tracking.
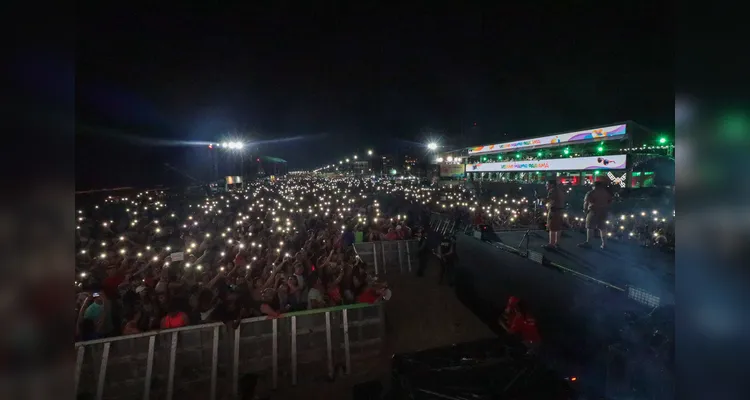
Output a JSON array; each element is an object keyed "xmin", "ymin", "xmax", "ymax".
[
  {"xmin": 352, "ymin": 240, "xmax": 418, "ymax": 276},
  {"xmin": 74, "ymin": 303, "xmax": 384, "ymax": 400}
]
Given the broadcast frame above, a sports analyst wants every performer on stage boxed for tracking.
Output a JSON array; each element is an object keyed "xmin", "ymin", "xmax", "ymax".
[{"xmin": 578, "ymin": 180, "xmax": 613, "ymax": 249}]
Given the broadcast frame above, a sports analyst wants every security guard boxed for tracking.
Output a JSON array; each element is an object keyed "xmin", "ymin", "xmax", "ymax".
[{"xmin": 437, "ymin": 233, "xmax": 457, "ymax": 286}]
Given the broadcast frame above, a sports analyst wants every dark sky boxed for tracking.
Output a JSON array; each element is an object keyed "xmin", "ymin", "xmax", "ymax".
[{"xmin": 76, "ymin": 4, "xmax": 672, "ymax": 189}]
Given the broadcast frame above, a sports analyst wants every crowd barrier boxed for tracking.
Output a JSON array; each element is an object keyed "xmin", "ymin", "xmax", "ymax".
[
  {"xmin": 75, "ymin": 239, "xmax": 420, "ymax": 400},
  {"xmin": 75, "ymin": 303, "xmax": 384, "ymax": 400},
  {"xmin": 352, "ymin": 240, "xmax": 419, "ymax": 276}
]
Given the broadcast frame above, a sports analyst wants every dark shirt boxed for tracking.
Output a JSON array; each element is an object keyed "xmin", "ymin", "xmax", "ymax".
[{"xmin": 341, "ymin": 230, "xmax": 355, "ymax": 247}]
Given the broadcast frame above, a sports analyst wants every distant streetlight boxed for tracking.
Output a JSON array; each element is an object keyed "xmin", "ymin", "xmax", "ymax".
[
  {"xmin": 339, "ymin": 161, "xmax": 343, "ymax": 164},
  {"xmin": 367, "ymin": 149, "xmax": 373, "ymax": 156},
  {"xmin": 353, "ymin": 155, "xmax": 358, "ymax": 160},
  {"xmin": 345, "ymin": 158, "xmax": 350, "ymax": 162},
  {"xmin": 427, "ymin": 142, "xmax": 438, "ymax": 151}
]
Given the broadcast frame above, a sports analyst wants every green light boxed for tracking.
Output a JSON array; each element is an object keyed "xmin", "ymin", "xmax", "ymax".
[
  {"xmin": 390, "ymin": 169, "xmax": 397, "ymax": 175},
  {"xmin": 594, "ymin": 170, "xmax": 600, "ymax": 175},
  {"xmin": 658, "ymin": 137, "xmax": 667, "ymax": 144},
  {"xmin": 497, "ymin": 155, "xmax": 502, "ymax": 160},
  {"xmin": 597, "ymin": 146, "xmax": 603, "ymax": 153},
  {"xmin": 481, "ymin": 157, "xmax": 487, "ymax": 162},
  {"xmin": 537, "ymin": 151, "xmax": 542, "ymax": 157},
  {"xmin": 563, "ymin": 148, "xmax": 570, "ymax": 155},
  {"xmin": 515, "ymin": 153, "xmax": 521, "ymax": 159}
]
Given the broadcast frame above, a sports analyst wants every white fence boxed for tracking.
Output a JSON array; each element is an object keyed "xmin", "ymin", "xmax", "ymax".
[
  {"xmin": 75, "ymin": 239, "xmax": 421, "ymax": 400},
  {"xmin": 75, "ymin": 303, "xmax": 384, "ymax": 400},
  {"xmin": 352, "ymin": 240, "xmax": 420, "ymax": 276}
]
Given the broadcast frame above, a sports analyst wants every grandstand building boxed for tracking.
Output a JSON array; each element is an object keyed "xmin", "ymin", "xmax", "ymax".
[{"xmin": 437, "ymin": 121, "xmax": 674, "ymax": 188}]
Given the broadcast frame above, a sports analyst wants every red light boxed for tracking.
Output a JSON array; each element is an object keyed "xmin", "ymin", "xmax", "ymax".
[
  {"xmin": 570, "ymin": 377, "xmax": 577, "ymax": 381},
  {"xmin": 208, "ymin": 144, "xmax": 213, "ymax": 149},
  {"xmin": 256, "ymin": 158, "xmax": 260, "ymax": 162},
  {"xmin": 473, "ymin": 122, "xmax": 477, "ymax": 126}
]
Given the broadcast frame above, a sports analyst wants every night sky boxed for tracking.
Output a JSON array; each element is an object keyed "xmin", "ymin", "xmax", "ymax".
[{"xmin": 75, "ymin": 4, "xmax": 672, "ymax": 190}]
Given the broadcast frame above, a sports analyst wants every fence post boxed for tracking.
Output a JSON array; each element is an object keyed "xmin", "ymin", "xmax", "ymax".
[
  {"xmin": 167, "ymin": 332, "xmax": 178, "ymax": 400},
  {"xmin": 145, "ymin": 335, "xmax": 156, "ymax": 400},
  {"xmin": 343, "ymin": 309, "xmax": 351, "ymax": 375},
  {"xmin": 272, "ymin": 319, "xmax": 278, "ymax": 390},
  {"xmin": 372, "ymin": 242, "xmax": 379, "ymax": 276},
  {"xmin": 291, "ymin": 316, "xmax": 298, "ymax": 386},
  {"xmin": 232, "ymin": 326, "xmax": 240, "ymax": 398},
  {"xmin": 397, "ymin": 241, "xmax": 404, "ymax": 273},
  {"xmin": 75, "ymin": 346, "xmax": 84, "ymax": 398},
  {"xmin": 209, "ymin": 326, "xmax": 219, "ymax": 400},
  {"xmin": 381, "ymin": 242, "xmax": 386, "ymax": 274},
  {"xmin": 325, "ymin": 312, "xmax": 334, "ymax": 379},
  {"xmin": 96, "ymin": 342, "xmax": 111, "ymax": 400}
]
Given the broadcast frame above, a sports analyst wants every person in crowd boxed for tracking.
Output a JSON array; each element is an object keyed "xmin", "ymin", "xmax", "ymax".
[
  {"xmin": 307, "ymin": 274, "xmax": 327, "ymax": 309},
  {"xmin": 77, "ymin": 291, "xmax": 113, "ymax": 340},
  {"xmin": 160, "ymin": 300, "xmax": 189, "ymax": 329},
  {"xmin": 341, "ymin": 225, "xmax": 356, "ymax": 248},
  {"xmin": 499, "ymin": 295, "xmax": 520, "ymax": 329},
  {"xmin": 384, "ymin": 227, "xmax": 400, "ymax": 241},
  {"xmin": 122, "ymin": 309, "xmax": 142, "ymax": 335},
  {"xmin": 508, "ymin": 299, "xmax": 541, "ymax": 352},
  {"xmin": 542, "ymin": 179, "xmax": 566, "ymax": 250},
  {"xmin": 356, "ymin": 280, "xmax": 391, "ymax": 304}
]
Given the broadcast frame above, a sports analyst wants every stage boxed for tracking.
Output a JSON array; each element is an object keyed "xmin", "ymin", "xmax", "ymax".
[
  {"xmin": 486, "ymin": 229, "xmax": 674, "ymax": 306},
  {"xmin": 453, "ymin": 233, "xmax": 674, "ymax": 398}
]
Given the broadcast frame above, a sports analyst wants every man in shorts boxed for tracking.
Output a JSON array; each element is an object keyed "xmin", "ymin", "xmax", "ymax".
[
  {"xmin": 543, "ymin": 179, "xmax": 565, "ymax": 250},
  {"xmin": 578, "ymin": 180, "xmax": 614, "ymax": 249}
]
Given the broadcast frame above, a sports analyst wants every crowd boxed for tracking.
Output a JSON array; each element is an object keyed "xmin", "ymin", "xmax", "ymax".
[
  {"xmin": 75, "ymin": 175, "xmax": 674, "ymax": 341},
  {"xmin": 75, "ymin": 177, "xmax": 418, "ymax": 341}
]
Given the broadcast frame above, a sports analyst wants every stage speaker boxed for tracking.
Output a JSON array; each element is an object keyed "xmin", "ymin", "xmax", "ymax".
[{"xmin": 352, "ymin": 380, "xmax": 382, "ymax": 400}]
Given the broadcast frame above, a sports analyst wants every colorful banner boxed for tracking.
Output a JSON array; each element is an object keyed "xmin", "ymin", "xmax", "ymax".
[
  {"xmin": 469, "ymin": 124, "xmax": 627, "ymax": 155},
  {"xmin": 225, "ymin": 176, "xmax": 242, "ymax": 184},
  {"xmin": 439, "ymin": 164, "xmax": 466, "ymax": 178},
  {"xmin": 467, "ymin": 154, "xmax": 627, "ymax": 172}
]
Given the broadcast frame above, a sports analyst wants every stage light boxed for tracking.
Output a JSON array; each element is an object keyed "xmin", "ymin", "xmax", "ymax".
[
  {"xmin": 427, "ymin": 142, "xmax": 438, "ymax": 150},
  {"xmin": 658, "ymin": 137, "xmax": 667, "ymax": 144},
  {"xmin": 563, "ymin": 148, "xmax": 570, "ymax": 155},
  {"xmin": 597, "ymin": 146, "xmax": 603, "ymax": 152}
]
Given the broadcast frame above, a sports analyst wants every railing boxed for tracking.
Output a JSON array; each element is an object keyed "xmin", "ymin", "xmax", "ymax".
[
  {"xmin": 75, "ymin": 303, "xmax": 384, "ymax": 400},
  {"xmin": 75, "ymin": 239, "xmax": 421, "ymax": 400},
  {"xmin": 352, "ymin": 240, "xmax": 420, "ymax": 276},
  {"xmin": 428, "ymin": 213, "xmax": 464, "ymax": 236}
]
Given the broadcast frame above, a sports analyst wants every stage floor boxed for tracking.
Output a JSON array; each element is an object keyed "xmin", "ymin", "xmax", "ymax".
[{"xmin": 491, "ymin": 229, "xmax": 674, "ymax": 305}]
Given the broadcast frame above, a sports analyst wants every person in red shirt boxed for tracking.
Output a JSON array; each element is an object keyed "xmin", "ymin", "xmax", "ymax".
[
  {"xmin": 508, "ymin": 300, "xmax": 541, "ymax": 351},
  {"xmin": 161, "ymin": 301, "xmax": 189, "ymax": 329},
  {"xmin": 500, "ymin": 296, "xmax": 520, "ymax": 329},
  {"xmin": 384, "ymin": 228, "xmax": 399, "ymax": 241},
  {"xmin": 357, "ymin": 282, "xmax": 390, "ymax": 304},
  {"xmin": 101, "ymin": 263, "xmax": 126, "ymax": 299}
]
